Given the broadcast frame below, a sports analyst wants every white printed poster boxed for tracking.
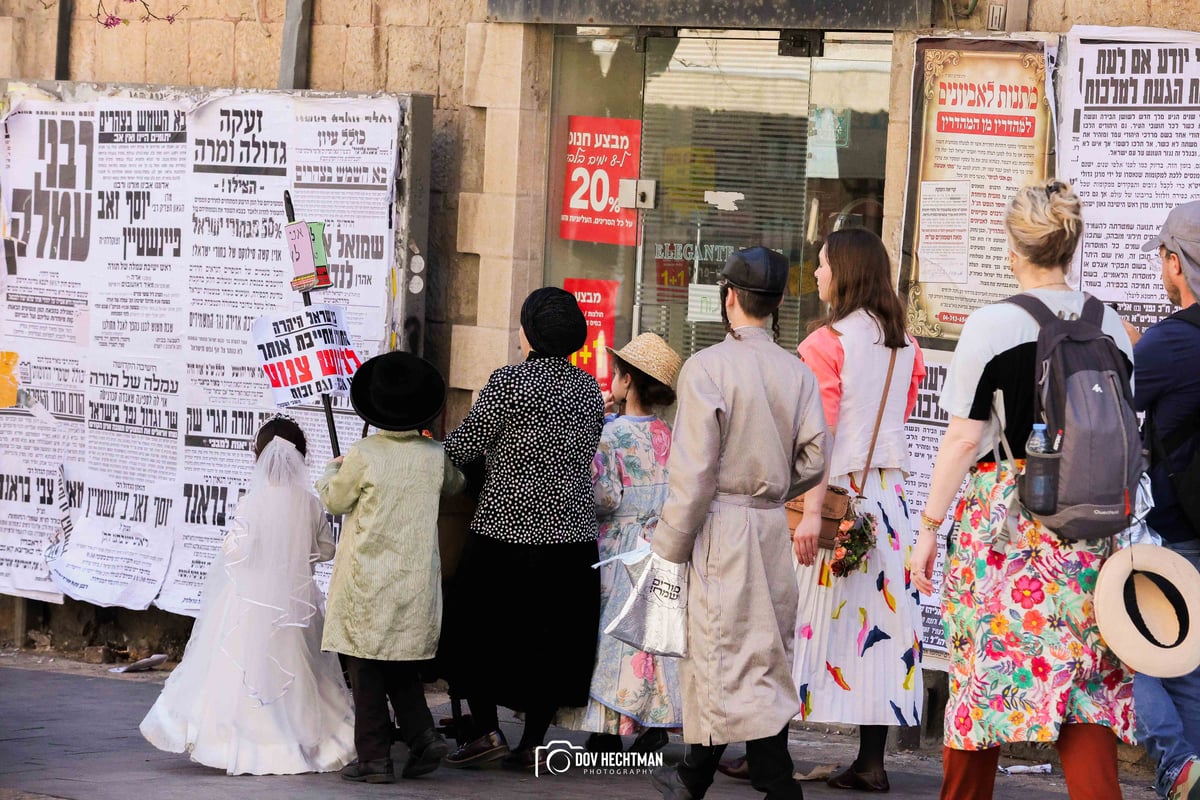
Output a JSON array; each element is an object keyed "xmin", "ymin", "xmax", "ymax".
[
  {"xmin": 45, "ymin": 475, "xmax": 177, "ymax": 609},
  {"xmin": 902, "ymin": 349, "xmax": 955, "ymax": 666},
  {"xmin": 0, "ymin": 347, "xmax": 85, "ymax": 602},
  {"xmin": 0, "ymin": 90, "xmax": 407, "ymax": 610},
  {"xmin": 1058, "ymin": 25, "xmax": 1200, "ymax": 329},
  {"xmin": 916, "ymin": 180, "xmax": 971, "ymax": 285},
  {"xmin": 152, "ymin": 474, "xmax": 240, "ymax": 617}
]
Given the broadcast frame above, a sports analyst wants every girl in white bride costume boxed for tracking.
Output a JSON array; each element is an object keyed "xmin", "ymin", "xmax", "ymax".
[{"xmin": 140, "ymin": 415, "xmax": 355, "ymax": 775}]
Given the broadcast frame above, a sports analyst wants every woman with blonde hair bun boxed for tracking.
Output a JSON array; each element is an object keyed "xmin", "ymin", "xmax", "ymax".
[{"xmin": 910, "ymin": 180, "xmax": 1136, "ymax": 800}]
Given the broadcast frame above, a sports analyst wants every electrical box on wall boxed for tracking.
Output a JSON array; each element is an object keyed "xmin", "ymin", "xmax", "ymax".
[
  {"xmin": 987, "ymin": 0, "xmax": 1029, "ymax": 32},
  {"xmin": 617, "ymin": 179, "xmax": 657, "ymax": 209}
]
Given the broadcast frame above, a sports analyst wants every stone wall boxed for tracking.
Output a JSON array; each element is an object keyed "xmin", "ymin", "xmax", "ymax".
[
  {"xmin": 0, "ymin": 0, "xmax": 489, "ymax": 412},
  {"xmin": 881, "ymin": 0, "xmax": 1197, "ymax": 271}
]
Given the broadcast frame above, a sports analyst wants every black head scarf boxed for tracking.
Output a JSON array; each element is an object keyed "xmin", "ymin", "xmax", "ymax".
[{"xmin": 520, "ymin": 287, "xmax": 588, "ymax": 357}]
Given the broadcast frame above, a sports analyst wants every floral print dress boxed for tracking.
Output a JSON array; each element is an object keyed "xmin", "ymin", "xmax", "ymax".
[
  {"xmin": 570, "ymin": 414, "xmax": 683, "ymax": 734},
  {"xmin": 943, "ymin": 463, "xmax": 1136, "ymax": 750}
]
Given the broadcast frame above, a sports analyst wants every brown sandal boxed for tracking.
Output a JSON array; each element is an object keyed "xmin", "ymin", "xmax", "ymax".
[{"xmin": 826, "ymin": 764, "xmax": 890, "ymax": 792}]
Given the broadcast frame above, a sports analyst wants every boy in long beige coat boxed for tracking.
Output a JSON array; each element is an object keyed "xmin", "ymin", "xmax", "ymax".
[
  {"xmin": 317, "ymin": 351, "xmax": 464, "ymax": 784},
  {"xmin": 651, "ymin": 247, "xmax": 827, "ymax": 800}
]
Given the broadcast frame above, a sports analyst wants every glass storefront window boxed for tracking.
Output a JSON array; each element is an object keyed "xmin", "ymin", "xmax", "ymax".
[
  {"xmin": 543, "ymin": 29, "xmax": 645, "ymax": 362},
  {"xmin": 545, "ymin": 29, "xmax": 893, "ymax": 363}
]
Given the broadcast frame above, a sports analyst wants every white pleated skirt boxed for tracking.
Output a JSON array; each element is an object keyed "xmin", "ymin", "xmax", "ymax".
[{"xmin": 791, "ymin": 467, "xmax": 924, "ymax": 727}]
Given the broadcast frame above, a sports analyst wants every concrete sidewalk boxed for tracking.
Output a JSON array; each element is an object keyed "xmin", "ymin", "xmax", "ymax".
[{"xmin": 0, "ymin": 653, "xmax": 1156, "ymax": 800}]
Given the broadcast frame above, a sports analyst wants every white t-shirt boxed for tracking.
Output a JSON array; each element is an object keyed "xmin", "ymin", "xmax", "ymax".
[{"xmin": 939, "ymin": 289, "xmax": 1134, "ymax": 462}]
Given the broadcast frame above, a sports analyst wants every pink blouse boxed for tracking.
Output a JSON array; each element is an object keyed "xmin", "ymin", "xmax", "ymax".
[{"xmin": 797, "ymin": 324, "xmax": 925, "ymax": 433}]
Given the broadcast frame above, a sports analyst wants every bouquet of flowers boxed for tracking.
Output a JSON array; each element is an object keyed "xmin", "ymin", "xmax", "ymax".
[{"xmin": 828, "ymin": 505, "xmax": 876, "ymax": 577}]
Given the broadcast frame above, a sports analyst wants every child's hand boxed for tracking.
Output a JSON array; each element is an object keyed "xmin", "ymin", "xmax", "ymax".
[
  {"xmin": 602, "ymin": 390, "xmax": 618, "ymax": 416},
  {"xmin": 329, "ymin": 456, "xmax": 344, "ymax": 466}
]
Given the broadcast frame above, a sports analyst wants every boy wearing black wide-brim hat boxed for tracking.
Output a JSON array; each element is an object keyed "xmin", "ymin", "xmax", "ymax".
[{"xmin": 316, "ymin": 351, "xmax": 465, "ymax": 784}]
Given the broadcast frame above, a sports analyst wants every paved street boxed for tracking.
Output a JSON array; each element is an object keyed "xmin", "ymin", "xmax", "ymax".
[{"xmin": 0, "ymin": 653, "xmax": 1156, "ymax": 800}]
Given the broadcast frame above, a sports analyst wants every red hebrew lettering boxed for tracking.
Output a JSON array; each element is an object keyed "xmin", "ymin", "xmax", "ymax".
[
  {"xmin": 262, "ymin": 363, "xmax": 283, "ymax": 388},
  {"xmin": 295, "ymin": 356, "xmax": 313, "ymax": 383},
  {"xmin": 316, "ymin": 349, "xmax": 338, "ymax": 376}
]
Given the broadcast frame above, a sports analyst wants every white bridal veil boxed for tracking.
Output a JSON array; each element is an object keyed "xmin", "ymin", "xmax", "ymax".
[{"xmin": 211, "ymin": 436, "xmax": 331, "ymax": 707}]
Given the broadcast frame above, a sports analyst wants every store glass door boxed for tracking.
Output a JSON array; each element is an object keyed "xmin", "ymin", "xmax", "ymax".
[
  {"xmin": 633, "ymin": 31, "xmax": 893, "ymax": 359},
  {"xmin": 544, "ymin": 29, "xmax": 893, "ymax": 364}
]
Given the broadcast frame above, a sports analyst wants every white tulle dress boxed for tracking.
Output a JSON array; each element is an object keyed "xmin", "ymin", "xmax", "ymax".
[{"xmin": 140, "ymin": 437, "xmax": 356, "ymax": 775}]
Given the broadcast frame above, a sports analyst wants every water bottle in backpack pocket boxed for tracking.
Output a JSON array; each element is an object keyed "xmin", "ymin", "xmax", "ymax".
[{"xmin": 1020, "ymin": 423, "xmax": 1059, "ymax": 516}]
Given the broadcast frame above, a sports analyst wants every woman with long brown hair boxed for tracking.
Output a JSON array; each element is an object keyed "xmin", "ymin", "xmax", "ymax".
[{"xmin": 791, "ymin": 227, "xmax": 926, "ymax": 791}]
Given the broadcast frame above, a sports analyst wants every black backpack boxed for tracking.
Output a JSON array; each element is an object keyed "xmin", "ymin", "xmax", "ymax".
[
  {"xmin": 1146, "ymin": 305, "xmax": 1200, "ymax": 535},
  {"xmin": 1006, "ymin": 293, "xmax": 1142, "ymax": 540}
]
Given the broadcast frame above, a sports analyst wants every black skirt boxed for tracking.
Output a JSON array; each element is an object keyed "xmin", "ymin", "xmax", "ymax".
[{"xmin": 441, "ymin": 532, "xmax": 601, "ymax": 711}]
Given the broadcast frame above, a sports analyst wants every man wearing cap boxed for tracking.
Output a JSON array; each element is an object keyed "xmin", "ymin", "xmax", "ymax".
[
  {"xmin": 1125, "ymin": 201, "xmax": 1200, "ymax": 800},
  {"xmin": 650, "ymin": 247, "xmax": 827, "ymax": 800}
]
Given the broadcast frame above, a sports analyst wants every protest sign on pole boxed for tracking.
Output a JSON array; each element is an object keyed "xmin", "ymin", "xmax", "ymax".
[
  {"xmin": 251, "ymin": 304, "xmax": 361, "ymax": 408},
  {"xmin": 283, "ymin": 189, "xmax": 343, "ymax": 455}
]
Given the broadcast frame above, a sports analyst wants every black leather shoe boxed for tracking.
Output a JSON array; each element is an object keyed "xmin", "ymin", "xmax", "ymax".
[
  {"xmin": 500, "ymin": 746, "xmax": 548, "ymax": 772},
  {"xmin": 651, "ymin": 765, "xmax": 696, "ymax": 800},
  {"xmin": 340, "ymin": 758, "xmax": 395, "ymax": 783},
  {"xmin": 717, "ymin": 755, "xmax": 751, "ymax": 780},
  {"xmin": 403, "ymin": 728, "xmax": 450, "ymax": 778},
  {"xmin": 444, "ymin": 730, "xmax": 510, "ymax": 768},
  {"xmin": 630, "ymin": 727, "xmax": 669, "ymax": 754},
  {"xmin": 827, "ymin": 764, "xmax": 890, "ymax": 792},
  {"xmin": 586, "ymin": 732, "xmax": 624, "ymax": 753}
]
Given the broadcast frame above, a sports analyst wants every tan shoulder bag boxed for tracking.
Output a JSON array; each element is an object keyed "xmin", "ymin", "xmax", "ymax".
[{"xmin": 785, "ymin": 349, "xmax": 897, "ymax": 549}]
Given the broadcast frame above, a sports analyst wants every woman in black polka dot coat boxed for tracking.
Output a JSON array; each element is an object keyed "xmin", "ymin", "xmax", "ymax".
[{"xmin": 442, "ymin": 287, "xmax": 605, "ymax": 771}]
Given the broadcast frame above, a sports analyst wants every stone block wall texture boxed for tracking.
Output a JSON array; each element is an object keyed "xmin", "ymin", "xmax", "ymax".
[{"xmin": 0, "ymin": 0, "xmax": 487, "ymax": 403}]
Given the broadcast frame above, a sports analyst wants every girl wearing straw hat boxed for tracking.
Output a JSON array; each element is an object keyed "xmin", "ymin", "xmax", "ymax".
[{"xmin": 564, "ymin": 333, "xmax": 685, "ymax": 755}]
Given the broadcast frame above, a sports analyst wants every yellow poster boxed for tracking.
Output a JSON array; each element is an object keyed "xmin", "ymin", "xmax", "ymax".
[{"xmin": 0, "ymin": 351, "xmax": 16, "ymax": 408}]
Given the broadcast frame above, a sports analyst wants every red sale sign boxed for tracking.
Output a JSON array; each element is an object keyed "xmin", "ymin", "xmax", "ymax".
[
  {"xmin": 563, "ymin": 278, "xmax": 619, "ymax": 393},
  {"xmin": 559, "ymin": 116, "xmax": 641, "ymax": 247}
]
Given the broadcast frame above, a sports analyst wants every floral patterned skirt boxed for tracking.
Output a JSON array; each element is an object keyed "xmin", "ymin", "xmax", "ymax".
[
  {"xmin": 942, "ymin": 463, "xmax": 1135, "ymax": 750},
  {"xmin": 561, "ymin": 518, "xmax": 683, "ymax": 734}
]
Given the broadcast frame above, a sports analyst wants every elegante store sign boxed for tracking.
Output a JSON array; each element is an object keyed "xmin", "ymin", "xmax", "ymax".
[{"xmin": 652, "ymin": 242, "xmax": 736, "ymax": 263}]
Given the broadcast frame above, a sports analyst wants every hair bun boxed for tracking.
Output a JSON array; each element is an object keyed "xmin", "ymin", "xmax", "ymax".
[{"xmin": 1006, "ymin": 180, "xmax": 1084, "ymax": 268}]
